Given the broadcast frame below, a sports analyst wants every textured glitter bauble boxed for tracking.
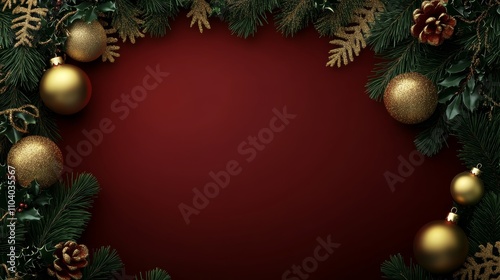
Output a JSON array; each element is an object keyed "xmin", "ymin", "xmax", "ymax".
[
  {"xmin": 451, "ymin": 167, "xmax": 484, "ymax": 206},
  {"xmin": 384, "ymin": 72, "xmax": 438, "ymax": 124},
  {"xmin": 414, "ymin": 212, "xmax": 469, "ymax": 274},
  {"xmin": 7, "ymin": 136, "xmax": 63, "ymax": 188},
  {"xmin": 40, "ymin": 57, "xmax": 91, "ymax": 115},
  {"xmin": 65, "ymin": 20, "xmax": 107, "ymax": 62}
]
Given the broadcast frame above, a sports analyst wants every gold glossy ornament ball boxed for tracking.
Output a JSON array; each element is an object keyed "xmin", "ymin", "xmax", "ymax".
[
  {"xmin": 414, "ymin": 212, "xmax": 469, "ymax": 274},
  {"xmin": 7, "ymin": 135, "xmax": 63, "ymax": 188},
  {"xmin": 451, "ymin": 167, "xmax": 484, "ymax": 206},
  {"xmin": 40, "ymin": 57, "xmax": 92, "ymax": 115},
  {"xmin": 65, "ymin": 19, "xmax": 107, "ymax": 62},
  {"xmin": 384, "ymin": 72, "xmax": 438, "ymax": 124}
]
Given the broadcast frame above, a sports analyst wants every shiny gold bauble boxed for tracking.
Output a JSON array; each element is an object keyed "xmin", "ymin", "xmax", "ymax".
[
  {"xmin": 65, "ymin": 20, "xmax": 107, "ymax": 62},
  {"xmin": 384, "ymin": 72, "xmax": 438, "ymax": 124},
  {"xmin": 414, "ymin": 211, "xmax": 469, "ymax": 274},
  {"xmin": 40, "ymin": 57, "xmax": 92, "ymax": 115},
  {"xmin": 7, "ymin": 136, "xmax": 63, "ymax": 188},
  {"xmin": 451, "ymin": 167, "xmax": 484, "ymax": 206}
]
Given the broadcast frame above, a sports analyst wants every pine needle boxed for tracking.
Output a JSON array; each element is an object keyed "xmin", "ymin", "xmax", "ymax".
[
  {"xmin": 136, "ymin": 268, "xmax": 171, "ymax": 280},
  {"xmin": 381, "ymin": 254, "xmax": 436, "ymax": 280},
  {"xmin": 29, "ymin": 173, "xmax": 100, "ymax": 247},
  {"xmin": 112, "ymin": 0, "xmax": 145, "ymax": 43},
  {"xmin": 83, "ymin": 247, "xmax": 124, "ymax": 280},
  {"xmin": 455, "ymin": 113, "xmax": 500, "ymax": 192},
  {"xmin": 275, "ymin": 0, "xmax": 316, "ymax": 37}
]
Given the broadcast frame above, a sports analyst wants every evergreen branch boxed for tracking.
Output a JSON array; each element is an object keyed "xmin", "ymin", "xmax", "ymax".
[
  {"xmin": 136, "ymin": 268, "xmax": 171, "ymax": 280},
  {"xmin": 467, "ymin": 192, "xmax": 500, "ymax": 255},
  {"xmin": 138, "ymin": 0, "xmax": 179, "ymax": 37},
  {"xmin": 83, "ymin": 247, "xmax": 123, "ymax": 280},
  {"xmin": 414, "ymin": 109, "xmax": 450, "ymax": 156},
  {"xmin": 454, "ymin": 112, "xmax": 500, "ymax": 192},
  {"xmin": 0, "ymin": 46, "xmax": 45, "ymax": 91},
  {"xmin": 0, "ymin": 10, "xmax": 14, "ymax": 47},
  {"xmin": 315, "ymin": 0, "xmax": 365, "ymax": 37},
  {"xmin": 112, "ymin": 0, "xmax": 145, "ymax": 43},
  {"xmin": 29, "ymin": 173, "xmax": 100, "ymax": 247},
  {"xmin": 366, "ymin": 39, "xmax": 422, "ymax": 100},
  {"xmin": 367, "ymin": 0, "xmax": 420, "ymax": 53},
  {"xmin": 275, "ymin": 0, "xmax": 317, "ymax": 37},
  {"xmin": 227, "ymin": 0, "xmax": 279, "ymax": 38},
  {"xmin": 381, "ymin": 254, "xmax": 436, "ymax": 280}
]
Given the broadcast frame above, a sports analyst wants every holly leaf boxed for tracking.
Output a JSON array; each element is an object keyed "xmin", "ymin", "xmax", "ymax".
[
  {"xmin": 439, "ymin": 73, "xmax": 466, "ymax": 88},
  {"xmin": 462, "ymin": 78, "xmax": 481, "ymax": 111},
  {"xmin": 439, "ymin": 87, "xmax": 457, "ymax": 103},
  {"xmin": 446, "ymin": 95, "xmax": 463, "ymax": 120},
  {"xmin": 446, "ymin": 59, "xmax": 471, "ymax": 74},
  {"xmin": 33, "ymin": 192, "xmax": 52, "ymax": 208},
  {"xmin": 16, "ymin": 208, "xmax": 42, "ymax": 221},
  {"xmin": 97, "ymin": 1, "xmax": 116, "ymax": 12}
]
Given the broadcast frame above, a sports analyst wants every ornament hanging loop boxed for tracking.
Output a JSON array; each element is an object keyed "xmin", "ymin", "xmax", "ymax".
[
  {"xmin": 447, "ymin": 207, "xmax": 459, "ymax": 223},
  {"xmin": 471, "ymin": 164, "xmax": 482, "ymax": 176}
]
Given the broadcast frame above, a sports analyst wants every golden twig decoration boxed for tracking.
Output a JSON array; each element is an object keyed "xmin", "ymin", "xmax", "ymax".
[
  {"xmin": 112, "ymin": 0, "xmax": 144, "ymax": 43},
  {"xmin": 326, "ymin": 0, "xmax": 384, "ymax": 68},
  {"xmin": 1, "ymin": 0, "xmax": 20, "ymax": 11},
  {"xmin": 0, "ymin": 104, "xmax": 40, "ymax": 133},
  {"xmin": 454, "ymin": 242, "xmax": 500, "ymax": 280},
  {"xmin": 11, "ymin": 0, "xmax": 48, "ymax": 47},
  {"xmin": 187, "ymin": 0, "xmax": 212, "ymax": 33},
  {"xmin": 101, "ymin": 21, "xmax": 120, "ymax": 63}
]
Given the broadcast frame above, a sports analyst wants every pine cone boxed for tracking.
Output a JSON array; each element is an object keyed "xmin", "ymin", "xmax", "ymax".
[
  {"xmin": 411, "ymin": 0, "xmax": 457, "ymax": 46},
  {"xmin": 47, "ymin": 241, "xmax": 89, "ymax": 280}
]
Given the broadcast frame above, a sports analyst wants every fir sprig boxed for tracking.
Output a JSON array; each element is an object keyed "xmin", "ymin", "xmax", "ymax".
[
  {"xmin": 454, "ymin": 112, "xmax": 500, "ymax": 192},
  {"xmin": 227, "ymin": 0, "xmax": 279, "ymax": 38},
  {"xmin": 467, "ymin": 192, "xmax": 500, "ymax": 255},
  {"xmin": 29, "ymin": 173, "xmax": 100, "ymax": 247},
  {"xmin": 381, "ymin": 254, "xmax": 436, "ymax": 280},
  {"xmin": 83, "ymin": 247, "xmax": 124, "ymax": 280}
]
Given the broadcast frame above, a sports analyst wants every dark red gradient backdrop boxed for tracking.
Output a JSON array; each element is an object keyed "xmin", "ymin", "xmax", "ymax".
[{"xmin": 57, "ymin": 15, "xmax": 463, "ymax": 280}]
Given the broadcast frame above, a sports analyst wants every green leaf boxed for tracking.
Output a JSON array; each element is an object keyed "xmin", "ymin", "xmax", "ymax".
[
  {"xmin": 439, "ymin": 73, "xmax": 465, "ymax": 88},
  {"xmin": 16, "ymin": 208, "xmax": 42, "ymax": 222},
  {"xmin": 33, "ymin": 192, "xmax": 53, "ymax": 207},
  {"xmin": 446, "ymin": 95, "xmax": 462, "ymax": 120},
  {"xmin": 75, "ymin": 2, "xmax": 92, "ymax": 10},
  {"xmin": 446, "ymin": 59, "xmax": 471, "ymax": 74},
  {"xmin": 97, "ymin": 1, "xmax": 116, "ymax": 12},
  {"xmin": 462, "ymin": 79, "xmax": 481, "ymax": 111},
  {"xmin": 438, "ymin": 87, "xmax": 456, "ymax": 103},
  {"xmin": 14, "ymin": 111, "xmax": 36, "ymax": 125},
  {"xmin": 84, "ymin": 8, "xmax": 99, "ymax": 23}
]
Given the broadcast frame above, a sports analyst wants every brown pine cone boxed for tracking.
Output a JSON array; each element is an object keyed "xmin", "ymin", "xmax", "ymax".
[
  {"xmin": 47, "ymin": 241, "xmax": 89, "ymax": 280},
  {"xmin": 411, "ymin": 0, "xmax": 457, "ymax": 46}
]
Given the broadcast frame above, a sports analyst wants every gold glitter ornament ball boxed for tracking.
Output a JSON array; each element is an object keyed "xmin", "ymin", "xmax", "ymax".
[
  {"xmin": 7, "ymin": 136, "xmax": 63, "ymax": 188},
  {"xmin": 40, "ymin": 57, "xmax": 92, "ymax": 115},
  {"xmin": 384, "ymin": 72, "xmax": 438, "ymax": 124},
  {"xmin": 65, "ymin": 20, "xmax": 107, "ymax": 62}
]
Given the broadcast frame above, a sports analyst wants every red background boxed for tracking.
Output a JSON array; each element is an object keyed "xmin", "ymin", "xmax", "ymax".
[{"xmin": 57, "ymin": 15, "xmax": 463, "ymax": 280}]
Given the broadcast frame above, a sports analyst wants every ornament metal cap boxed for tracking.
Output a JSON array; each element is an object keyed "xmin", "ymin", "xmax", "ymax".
[
  {"xmin": 446, "ymin": 207, "xmax": 459, "ymax": 223},
  {"xmin": 50, "ymin": 56, "xmax": 65, "ymax": 66},
  {"xmin": 470, "ymin": 164, "xmax": 482, "ymax": 176}
]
